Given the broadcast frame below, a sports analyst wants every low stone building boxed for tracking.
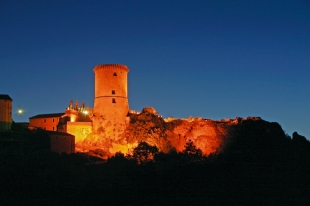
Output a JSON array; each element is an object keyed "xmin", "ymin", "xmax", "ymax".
[
  {"xmin": 0, "ymin": 94, "xmax": 13, "ymax": 131},
  {"xmin": 29, "ymin": 113, "xmax": 65, "ymax": 131},
  {"xmin": 47, "ymin": 131, "xmax": 75, "ymax": 154}
]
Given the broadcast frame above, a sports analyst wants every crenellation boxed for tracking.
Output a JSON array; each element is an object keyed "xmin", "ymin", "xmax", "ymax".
[{"xmin": 93, "ymin": 64, "xmax": 129, "ymax": 72}]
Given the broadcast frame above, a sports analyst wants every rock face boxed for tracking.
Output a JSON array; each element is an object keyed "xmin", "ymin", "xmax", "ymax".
[
  {"xmin": 126, "ymin": 107, "xmax": 232, "ymax": 155},
  {"xmin": 76, "ymin": 107, "xmax": 283, "ymax": 158}
]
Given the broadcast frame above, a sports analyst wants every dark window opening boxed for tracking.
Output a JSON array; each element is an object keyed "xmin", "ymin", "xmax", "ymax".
[
  {"xmin": 113, "ymin": 72, "xmax": 117, "ymax": 76},
  {"xmin": 112, "ymin": 98, "xmax": 116, "ymax": 103},
  {"xmin": 112, "ymin": 90, "xmax": 115, "ymax": 94}
]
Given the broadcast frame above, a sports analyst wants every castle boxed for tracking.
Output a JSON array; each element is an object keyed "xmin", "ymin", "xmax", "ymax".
[
  {"xmin": 4, "ymin": 64, "xmax": 269, "ymax": 157},
  {"xmin": 28, "ymin": 64, "xmax": 131, "ymax": 154}
]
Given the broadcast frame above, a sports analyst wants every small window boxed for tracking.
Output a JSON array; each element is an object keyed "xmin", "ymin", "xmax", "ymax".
[
  {"xmin": 53, "ymin": 127, "xmax": 54, "ymax": 130},
  {"xmin": 52, "ymin": 119, "xmax": 54, "ymax": 122},
  {"xmin": 112, "ymin": 90, "xmax": 115, "ymax": 95},
  {"xmin": 44, "ymin": 119, "xmax": 46, "ymax": 122},
  {"xmin": 112, "ymin": 98, "xmax": 116, "ymax": 103},
  {"xmin": 113, "ymin": 72, "xmax": 117, "ymax": 76}
]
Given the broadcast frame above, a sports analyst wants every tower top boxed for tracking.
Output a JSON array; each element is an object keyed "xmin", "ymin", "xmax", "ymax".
[{"xmin": 93, "ymin": 64, "xmax": 129, "ymax": 72}]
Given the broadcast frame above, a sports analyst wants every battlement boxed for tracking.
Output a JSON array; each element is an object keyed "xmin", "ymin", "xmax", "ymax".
[{"xmin": 93, "ymin": 64, "xmax": 129, "ymax": 72}]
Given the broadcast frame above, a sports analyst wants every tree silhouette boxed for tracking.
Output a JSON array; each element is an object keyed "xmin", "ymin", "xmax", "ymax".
[
  {"xmin": 108, "ymin": 152, "xmax": 127, "ymax": 164},
  {"xmin": 132, "ymin": 142, "xmax": 159, "ymax": 165},
  {"xmin": 182, "ymin": 139, "xmax": 204, "ymax": 163},
  {"xmin": 292, "ymin": 131, "xmax": 307, "ymax": 143}
]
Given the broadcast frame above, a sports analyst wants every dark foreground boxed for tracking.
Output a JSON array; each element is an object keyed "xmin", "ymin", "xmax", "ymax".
[{"xmin": 1, "ymin": 123, "xmax": 310, "ymax": 205}]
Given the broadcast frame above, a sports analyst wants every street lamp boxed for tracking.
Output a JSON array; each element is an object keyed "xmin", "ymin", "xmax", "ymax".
[{"xmin": 82, "ymin": 110, "xmax": 88, "ymax": 121}]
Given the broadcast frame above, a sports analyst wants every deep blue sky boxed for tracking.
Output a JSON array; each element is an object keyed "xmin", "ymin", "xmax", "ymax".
[{"xmin": 1, "ymin": 0, "xmax": 309, "ymax": 139}]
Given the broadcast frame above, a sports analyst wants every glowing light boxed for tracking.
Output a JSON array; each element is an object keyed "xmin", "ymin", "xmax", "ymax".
[
  {"xmin": 18, "ymin": 109, "xmax": 23, "ymax": 114},
  {"xmin": 83, "ymin": 110, "xmax": 88, "ymax": 115}
]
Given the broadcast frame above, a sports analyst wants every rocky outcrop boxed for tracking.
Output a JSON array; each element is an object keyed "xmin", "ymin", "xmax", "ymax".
[
  {"xmin": 76, "ymin": 107, "xmax": 283, "ymax": 158},
  {"xmin": 125, "ymin": 107, "xmax": 239, "ymax": 155}
]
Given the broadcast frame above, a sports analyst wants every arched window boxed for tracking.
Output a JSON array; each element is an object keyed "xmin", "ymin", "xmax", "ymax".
[
  {"xmin": 112, "ymin": 98, "xmax": 116, "ymax": 103},
  {"xmin": 113, "ymin": 72, "xmax": 117, "ymax": 76},
  {"xmin": 112, "ymin": 90, "xmax": 115, "ymax": 94}
]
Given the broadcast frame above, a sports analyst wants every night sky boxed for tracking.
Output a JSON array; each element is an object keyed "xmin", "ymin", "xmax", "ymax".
[{"xmin": 1, "ymin": 0, "xmax": 309, "ymax": 139}]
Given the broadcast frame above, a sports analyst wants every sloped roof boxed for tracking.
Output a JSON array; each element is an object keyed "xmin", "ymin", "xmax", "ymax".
[
  {"xmin": 0, "ymin": 94, "xmax": 12, "ymax": 101},
  {"xmin": 45, "ymin": 130, "xmax": 75, "ymax": 137},
  {"xmin": 29, "ymin": 113, "xmax": 65, "ymax": 119}
]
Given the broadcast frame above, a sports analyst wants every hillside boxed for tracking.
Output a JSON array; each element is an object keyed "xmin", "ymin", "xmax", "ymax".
[{"xmin": 1, "ymin": 120, "xmax": 309, "ymax": 205}]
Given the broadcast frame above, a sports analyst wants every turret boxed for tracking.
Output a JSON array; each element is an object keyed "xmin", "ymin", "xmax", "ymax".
[{"xmin": 93, "ymin": 64, "xmax": 129, "ymax": 122}]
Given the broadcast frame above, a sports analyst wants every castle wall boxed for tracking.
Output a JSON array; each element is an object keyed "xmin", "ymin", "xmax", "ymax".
[{"xmin": 66, "ymin": 122, "xmax": 92, "ymax": 143}]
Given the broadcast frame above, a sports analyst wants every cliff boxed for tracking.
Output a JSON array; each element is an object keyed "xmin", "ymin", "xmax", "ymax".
[
  {"xmin": 125, "ymin": 107, "xmax": 233, "ymax": 155},
  {"xmin": 76, "ymin": 107, "xmax": 285, "ymax": 158}
]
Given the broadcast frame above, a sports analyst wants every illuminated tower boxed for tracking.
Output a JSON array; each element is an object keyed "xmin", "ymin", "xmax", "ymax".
[
  {"xmin": 0, "ymin": 94, "xmax": 13, "ymax": 131},
  {"xmin": 92, "ymin": 64, "xmax": 129, "ymax": 135}
]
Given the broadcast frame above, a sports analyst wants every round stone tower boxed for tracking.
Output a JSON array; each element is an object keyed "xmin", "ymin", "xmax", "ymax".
[
  {"xmin": 93, "ymin": 64, "xmax": 129, "ymax": 120},
  {"xmin": 92, "ymin": 64, "xmax": 129, "ymax": 139}
]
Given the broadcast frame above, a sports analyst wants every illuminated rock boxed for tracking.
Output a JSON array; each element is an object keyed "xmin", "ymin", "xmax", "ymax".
[
  {"xmin": 126, "ymin": 108, "xmax": 232, "ymax": 156},
  {"xmin": 66, "ymin": 122, "xmax": 92, "ymax": 143}
]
